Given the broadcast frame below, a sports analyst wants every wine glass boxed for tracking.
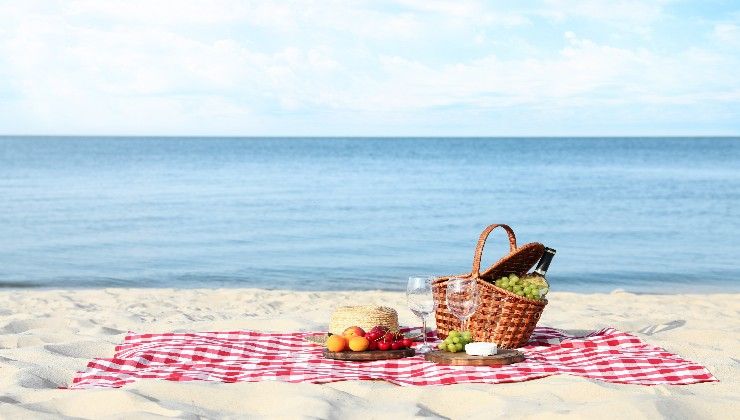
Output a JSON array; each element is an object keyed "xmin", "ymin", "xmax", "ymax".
[
  {"xmin": 445, "ymin": 277, "xmax": 479, "ymax": 333},
  {"xmin": 406, "ymin": 275, "xmax": 437, "ymax": 354}
]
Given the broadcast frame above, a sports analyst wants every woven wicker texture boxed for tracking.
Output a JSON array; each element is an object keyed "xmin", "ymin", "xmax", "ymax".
[
  {"xmin": 432, "ymin": 224, "xmax": 546, "ymax": 349},
  {"xmin": 329, "ymin": 305, "xmax": 399, "ymax": 335}
]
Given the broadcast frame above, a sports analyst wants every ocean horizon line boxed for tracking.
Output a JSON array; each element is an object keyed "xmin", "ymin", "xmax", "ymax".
[{"xmin": 2, "ymin": 135, "xmax": 739, "ymax": 140}]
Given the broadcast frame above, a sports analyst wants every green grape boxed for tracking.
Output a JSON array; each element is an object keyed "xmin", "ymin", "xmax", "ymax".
[
  {"xmin": 447, "ymin": 343, "xmax": 458, "ymax": 353},
  {"xmin": 443, "ymin": 337, "xmax": 453, "ymax": 345},
  {"xmin": 500, "ymin": 280, "xmax": 509, "ymax": 288},
  {"xmin": 438, "ymin": 342, "xmax": 447, "ymax": 350},
  {"xmin": 513, "ymin": 286, "xmax": 523, "ymax": 293},
  {"xmin": 452, "ymin": 336, "xmax": 461, "ymax": 344},
  {"xmin": 455, "ymin": 343, "xmax": 463, "ymax": 351},
  {"xmin": 508, "ymin": 274, "xmax": 519, "ymax": 281},
  {"xmin": 448, "ymin": 330, "xmax": 460, "ymax": 338},
  {"xmin": 462, "ymin": 331, "xmax": 472, "ymax": 341},
  {"xmin": 515, "ymin": 290, "xmax": 525, "ymax": 296}
]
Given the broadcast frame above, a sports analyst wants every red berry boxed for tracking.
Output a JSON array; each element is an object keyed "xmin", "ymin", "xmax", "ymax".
[
  {"xmin": 367, "ymin": 341, "xmax": 378, "ymax": 351},
  {"xmin": 377, "ymin": 341, "xmax": 391, "ymax": 351},
  {"xmin": 402, "ymin": 338, "xmax": 413, "ymax": 348},
  {"xmin": 369, "ymin": 326, "xmax": 389, "ymax": 336},
  {"xmin": 391, "ymin": 341, "xmax": 404, "ymax": 350}
]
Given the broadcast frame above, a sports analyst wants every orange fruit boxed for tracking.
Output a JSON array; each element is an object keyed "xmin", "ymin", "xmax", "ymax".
[
  {"xmin": 348, "ymin": 336, "xmax": 370, "ymax": 352},
  {"xmin": 326, "ymin": 335, "xmax": 348, "ymax": 352}
]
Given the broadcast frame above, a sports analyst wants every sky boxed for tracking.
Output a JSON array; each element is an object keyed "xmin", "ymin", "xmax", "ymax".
[{"xmin": 1, "ymin": 0, "xmax": 739, "ymax": 136}]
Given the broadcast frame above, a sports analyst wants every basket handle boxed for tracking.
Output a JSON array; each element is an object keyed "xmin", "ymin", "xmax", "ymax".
[{"xmin": 471, "ymin": 224, "xmax": 517, "ymax": 279}]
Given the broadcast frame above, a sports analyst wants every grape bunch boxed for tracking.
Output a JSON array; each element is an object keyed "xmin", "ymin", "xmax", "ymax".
[
  {"xmin": 437, "ymin": 330, "xmax": 472, "ymax": 353},
  {"xmin": 494, "ymin": 274, "xmax": 548, "ymax": 300}
]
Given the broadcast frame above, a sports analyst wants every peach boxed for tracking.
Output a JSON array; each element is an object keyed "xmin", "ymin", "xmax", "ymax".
[
  {"xmin": 326, "ymin": 335, "xmax": 348, "ymax": 352},
  {"xmin": 342, "ymin": 326, "xmax": 365, "ymax": 338},
  {"xmin": 348, "ymin": 336, "xmax": 370, "ymax": 352}
]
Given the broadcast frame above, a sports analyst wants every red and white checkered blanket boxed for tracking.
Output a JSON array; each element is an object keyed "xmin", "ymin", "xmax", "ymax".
[{"xmin": 70, "ymin": 327, "xmax": 716, "ymax": 388}]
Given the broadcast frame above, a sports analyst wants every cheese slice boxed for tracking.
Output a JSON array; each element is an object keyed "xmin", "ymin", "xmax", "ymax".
[{"xmin": 464, "ymin": 342, "xmax": 498, "ymax": 356}]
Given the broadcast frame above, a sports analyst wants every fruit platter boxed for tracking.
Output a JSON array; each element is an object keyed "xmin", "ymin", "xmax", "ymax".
[{"xmin": 322, "ymin": 325, "xmax": 416, "ymax": 361}]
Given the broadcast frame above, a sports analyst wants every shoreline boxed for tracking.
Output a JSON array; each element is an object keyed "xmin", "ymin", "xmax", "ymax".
[
  {"xmin": 1, "ymin": 285, "xmax": 738, "ymax": 295},
  {"xmin": 1, "ymin": 289, "xmax": 737, "ymax": 418}
]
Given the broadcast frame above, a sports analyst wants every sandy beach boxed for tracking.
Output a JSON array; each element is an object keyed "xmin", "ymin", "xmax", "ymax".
[{"xmin": 0, "ymin": 289, "xmax": 737, "ymax": 419}]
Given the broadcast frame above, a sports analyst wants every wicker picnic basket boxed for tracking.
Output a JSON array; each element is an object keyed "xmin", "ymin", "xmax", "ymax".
[{"xmin": 432, "ymin": 224, "xmax": 546, "ymax": 349}]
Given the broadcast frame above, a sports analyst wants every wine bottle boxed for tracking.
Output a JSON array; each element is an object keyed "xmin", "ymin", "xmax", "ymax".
[
  {"xmin": 524, "ymin": 247, "xmax": 556, "ymax": 297},
  {"xmin": 534, "ymin": 247, "xmax": 556, "ymax": 277}
]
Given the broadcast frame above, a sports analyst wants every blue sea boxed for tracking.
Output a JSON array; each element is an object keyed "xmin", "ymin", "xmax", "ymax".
[{"xmin": 0, "ymin": 137, "xmax": 738, "ymax": 293}]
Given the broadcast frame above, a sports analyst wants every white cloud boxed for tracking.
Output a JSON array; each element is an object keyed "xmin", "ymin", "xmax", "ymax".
[
  {"xmin": 0, "ymin": 0, "xmax": 738, "ymax": 135},
  {"xmin": 712, "ymin": 23, "xmax": 740, "ymax": 47},
  {"xmin": 397, "ymin": 0, "xmax": 530, "ymax": 26},
  {"xmin": 540, "ymin": 0, "xmax": 669, "ymax": 24}
]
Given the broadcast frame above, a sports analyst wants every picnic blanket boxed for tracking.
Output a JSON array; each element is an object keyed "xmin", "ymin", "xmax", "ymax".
[{"xmin": 70, "ymin": 327, "xmax": 716, "ymax": 389}]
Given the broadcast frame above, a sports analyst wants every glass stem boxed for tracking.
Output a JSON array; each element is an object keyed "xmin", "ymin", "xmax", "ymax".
[{"xmin": 421, "ymin": 316, "xmax": 427, "ymax": 347}]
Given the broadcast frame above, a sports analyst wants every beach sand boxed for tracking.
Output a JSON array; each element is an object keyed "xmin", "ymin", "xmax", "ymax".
[{"xmin": 0, "ymin": 289, "xmax": 737, "ymax": 419}]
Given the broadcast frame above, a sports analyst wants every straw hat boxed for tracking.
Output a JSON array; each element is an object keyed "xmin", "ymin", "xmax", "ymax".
[{"xmin": 328, "ymin": 305, "xmax": 399, "ymax": 335}]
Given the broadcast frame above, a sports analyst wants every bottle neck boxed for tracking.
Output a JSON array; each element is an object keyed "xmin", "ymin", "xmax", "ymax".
[{"xmin": 534, "ymin": 249, "xmax": 555, "ymax": 275}]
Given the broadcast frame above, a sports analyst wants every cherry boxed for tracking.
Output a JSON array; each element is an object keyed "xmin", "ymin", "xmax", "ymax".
[
  {"xmin": 377, "ymin": 341, "xmax": 391, "ymax": 351},
  {"xmin": 369, "ymin": 326, "xmax": 389, "ymax": 337}
]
